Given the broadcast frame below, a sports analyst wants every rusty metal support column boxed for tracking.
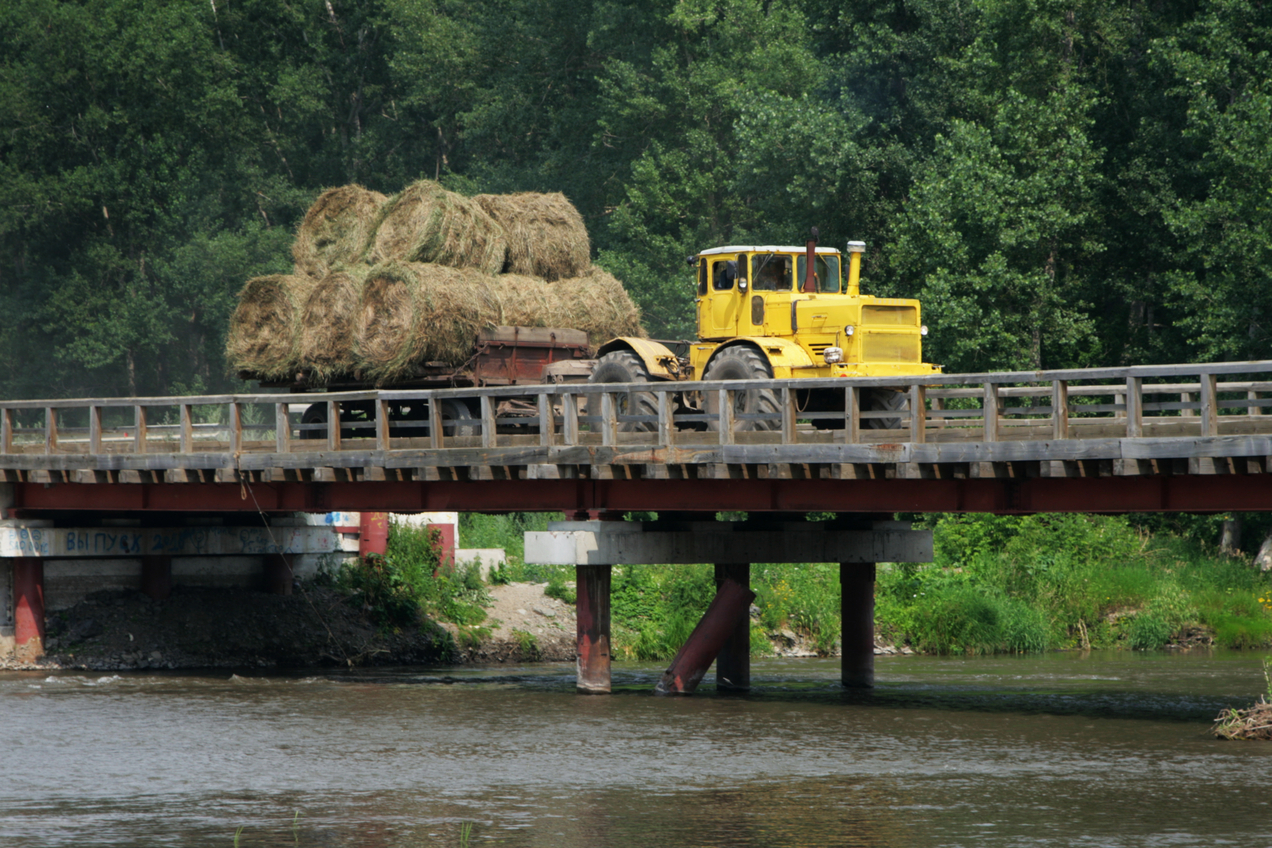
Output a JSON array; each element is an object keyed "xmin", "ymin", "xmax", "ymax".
[
  {"xmin": 140, "ymin": 555, "xmax": 172, "ymax": 600},
  {"xmin": 576, "ymin": 564, "xmax": 611, "ymax": 694},
  {"xmin": 714, "ymin": 563, "xmax": 751, "ymax": 692},
  {"xmin": 264, "ymin": 553, "xmax": 294, "ymax": 596},
  {"xmin": 14, "ymin": 557, "xmax": 44, "ymax": 662},
  {"xmin": 841, "ymin": 562, "xmax": 876, "ymax": 688},
  {"xmin": 655, "ymin": 577, "xmax": 756, "ymax": 696},
  {"xmin": 359, "ymin": 512, "xmax": 389, "ymax": 557}
]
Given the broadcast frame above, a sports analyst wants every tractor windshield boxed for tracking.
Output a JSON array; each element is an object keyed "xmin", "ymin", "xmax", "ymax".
[
  {"xmin": 796, "ymin": 254, "xmax": 841, "ymax": 293},
  {"xmin": 750, "ymin": 254, "xmax": 793, "ymax": 291}
]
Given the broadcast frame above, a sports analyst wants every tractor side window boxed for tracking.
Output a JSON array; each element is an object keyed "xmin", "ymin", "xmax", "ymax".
[
  {"xmin": 750, "ymin": 254, "xmax": 792, "ymax": 291},
  {"xmin": 712, "ymin": 260, "xmax": 736, "ymax": 291},
  {"xmin": 698, "ymin": 259, "xmax": 707, "ymax": 295},
  {"xmin": 796, "ymin": 255, "xmax": 841, "ymax": 293}
]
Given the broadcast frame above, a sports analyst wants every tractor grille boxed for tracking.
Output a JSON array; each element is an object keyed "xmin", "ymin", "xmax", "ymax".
[
  {"xmin": 862, "ymin": 332, "xmax": 920, "ymax": 363},
  {"xmin": 862, "ymin": 305, "xmax": 918, "ymax": 326}
]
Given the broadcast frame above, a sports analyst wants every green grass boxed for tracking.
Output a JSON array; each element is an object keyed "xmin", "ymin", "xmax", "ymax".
[{"xmin": 336, "ymin": 510, "xmax": 1272, "ymax": 661}]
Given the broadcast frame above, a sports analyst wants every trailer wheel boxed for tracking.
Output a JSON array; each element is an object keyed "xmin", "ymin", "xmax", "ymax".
[
  {"xmin": 299, "ymin": 403, "xmax": 328, "ymax": 440},
  {"xmin": 703, "ymin": 347, "xmax": 780, "ymax": 432},
  {"xmin": 588, "ymin": 350, "xmax": 658, "ymax": 432},
  {"xmin": 434, "ymin": 398, "xmax": 478, "ymax": 437}
]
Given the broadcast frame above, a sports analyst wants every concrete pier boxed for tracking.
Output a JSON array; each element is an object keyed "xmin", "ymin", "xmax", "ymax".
[
  {"xmin": 14, "ymin": 557, "xmax": 44, "ymax": 661},
  {"xmin": 714, "ymin": 563, "xmax": 751, "ymax": 692},
  {"xmin": 526, "ymin": 518, "xmax": 931, "ymax": 694},
  {"xmin": 575, "ymin": 564, "xmax": 612, "ymax": 693},
  {"xmin": 840, "ymin": 562, "xmax": 877, "ymax": 688}
]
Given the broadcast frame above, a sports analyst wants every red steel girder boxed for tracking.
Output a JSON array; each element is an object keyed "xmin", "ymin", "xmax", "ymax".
[{"xmin": 8, "ymin": 474, "xmax": 1271, "ymax": 515}]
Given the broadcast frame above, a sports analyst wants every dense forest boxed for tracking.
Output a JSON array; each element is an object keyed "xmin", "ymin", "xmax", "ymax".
[{"xmin": 1, "ymin": 0, "xmax": 1270, "ymax": 400}]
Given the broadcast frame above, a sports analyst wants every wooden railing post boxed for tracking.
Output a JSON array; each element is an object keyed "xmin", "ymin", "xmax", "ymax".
[
  {"xmin": 982, "ymin": 383, "xmax": 999, "ymax": 442},
  {"xmin": 88, "ymin": 405, "xmax": 102, "ymax": 454},
  {"xmin": 600, "ymin": 391, "xmax": 617, "ymax": 446},
  {"xmin": 1, "ymin": 407, "xmax": 12, "ymax": 454},
  {"xmin": 657, "ymin": 390, "xmax": 674, "ymax": 447},
  {"xmin": 844, "ymin": 385, "xmax": 860, "ymax": 444},
  {"xmin": 277, "ymin": 402, "xmax": 292, "ymax": 454},
  {"xmin": 229, "ymin": 402, "xmax": 243, "ymax": 454},
  {"xmin": 326, "ymin": 400, "xmax": 340, "ymax": 451},
  {"xmin": 134, "ymin": 405, "xmax": 148, "ymax": 454},
  {"xmin": 539, "ymin": 393, "xmax": 555, "ymax": 448},
  {"xmin": 1180, "ymin": 390, "xmax": 1195, "ymax": 417},
  {"xmin": 1200, "ymin": 372, "xmax": 1218, "ymax": 437},
  {"xmin": 1248, "ymin": 389, "xmax": 1260, "ymax": 417},
  {"xmin": 718, "ymin": 388, "xmax": 735, "ymax": 444},
  {"xmin": 781, "ymin": 387, "xmax": 796, "ymax": 443},
  {"xmin": 44, "ymin": 407, "xmax": 57, "ymax": 454},
  {"xmin": 374, "ymin": 398, "xmax": 390, "ymax": 451},
  {"xmin": 909, "ymin": 384, "xmax": 926, "ymax": 443},
  {"xmin": 1051, "ymin": 381, "xmax": 1069, "ymax": 439},
  {"xmin": 562, "ymin": 393, "xmax": 579, "ymax": 446},
  {"xmin": 480, "ymin": 395, "xmax": 497, "ymax": 449},
  {"xmin": 1125, "ymin": 377, "xmax": 1143, "ymax": 438},
  {"xmin": 428, "ymin": 395, "xmax": 444, "ymax": 449},
  {"xmin": 180, "ymin": 404, "xmax": 194, "ymax": 453}
]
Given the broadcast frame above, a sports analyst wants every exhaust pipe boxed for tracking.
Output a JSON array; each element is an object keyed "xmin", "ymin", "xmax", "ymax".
[{"xmin": 802, "ymin": 226, "xmax": 819, "ymax": 293}]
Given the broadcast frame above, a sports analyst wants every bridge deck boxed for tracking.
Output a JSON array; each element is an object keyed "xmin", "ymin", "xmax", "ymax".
[{"xmin": 4, "ymin": 361, "xmax": 1272, "ymax": 514}]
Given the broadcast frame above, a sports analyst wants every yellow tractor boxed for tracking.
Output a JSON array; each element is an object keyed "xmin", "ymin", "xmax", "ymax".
[{"xmin": 589, "ymin": 230, "xmax": 941, "ymax": 430}]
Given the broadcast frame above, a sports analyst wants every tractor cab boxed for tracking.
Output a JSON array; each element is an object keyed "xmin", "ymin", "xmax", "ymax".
[{"xmin": 689, "ymin": 241, "xmax": 940, "ymax": 380}]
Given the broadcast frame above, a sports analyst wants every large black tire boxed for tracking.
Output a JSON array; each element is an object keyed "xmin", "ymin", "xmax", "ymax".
[
  {"xmin": 588, "ymin": 350, "xmax": 658, "ymax": 432},
  {"xmin": 864, "ymin": 389, "xmax": 908, "ymax": 430},
  {"xmin": 300, "ymin": 402, "xmax": 328, "ymax": 440},
  {"xmin": 703, "ymin": 347, "xmax": 780, "ymax": 432}
]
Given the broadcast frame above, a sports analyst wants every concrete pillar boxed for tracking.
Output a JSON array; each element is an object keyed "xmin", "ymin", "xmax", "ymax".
[
  {"xmin": 714, "ymin": 563, "xmax": 751, "ymax": 692},
  {"xmin": 575, "ymin": 564, "xmax": 611, "ymax": 694},
  {"xmin": 14, "ymin": 557, "xmax": 44, "ymax": 661},
  {"xmin": 358, "ymin": 512, "xmax": 389, "ymax": 557},
  {"xmin": 427, "ymin": 522, "xmax": 456, "ymax": 573},
  {"xmin": 841, "ymin": 562, "xmax": 876, "ymax": 689},
  {"xmin": 140, "ymin": 555, "xmax": 172, "ymax": 600},
  {"xmin": 264, "ymin": 553, "xmax": 294, "ymax": 596}
]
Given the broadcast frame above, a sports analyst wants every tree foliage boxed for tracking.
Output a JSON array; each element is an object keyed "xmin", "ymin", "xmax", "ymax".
[{"xmin": 2, "ymin": 0, "xmax": 1270, "ymax": 397}]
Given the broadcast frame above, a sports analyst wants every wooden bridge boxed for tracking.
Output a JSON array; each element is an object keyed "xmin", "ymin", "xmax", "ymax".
[{"xmin": 5, "ymin": 360, "xmax": 1272, "ymax": 516}]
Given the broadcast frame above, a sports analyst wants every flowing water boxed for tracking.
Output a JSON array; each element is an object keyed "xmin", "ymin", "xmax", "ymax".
[{"xmin": 2, "ymin": 651, "xmax": 1270, "ymax": 847}]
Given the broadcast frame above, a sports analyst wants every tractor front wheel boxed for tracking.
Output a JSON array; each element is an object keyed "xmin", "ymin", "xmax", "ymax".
[{"xmin": 703, "ymin": 347, "xmax": 780, "ymax": 432}]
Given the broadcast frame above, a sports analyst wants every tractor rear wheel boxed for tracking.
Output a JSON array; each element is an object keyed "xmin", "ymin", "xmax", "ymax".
[
  {"xmin": 864, "ymin": 389, "xmax": 908, "ymax": 430},
  {"xmin": 703, "ymin": 347, "xmax": 780, "ymax": 432},
  {"xmin": 588, "ymin": 350, "xmax": 659, "ymax": 432}
]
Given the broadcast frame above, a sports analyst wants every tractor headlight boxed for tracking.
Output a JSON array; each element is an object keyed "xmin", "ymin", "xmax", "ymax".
[
  {"xmin": 920, "ymin": 325, "xmax": 929, "ymax": 336},
  {"xmin": 843, "ymin": 325, "xmax": 855, "ymax": 336},
  {"xmin": 823, "ymin": 346, "xmax": 844, "ymax": 365}
]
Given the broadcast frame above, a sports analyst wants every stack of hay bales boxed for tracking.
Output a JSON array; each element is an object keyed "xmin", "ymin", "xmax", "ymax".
[{"xmin": 226, "ymin": 179, "xmax": 643, "ymax": 384}]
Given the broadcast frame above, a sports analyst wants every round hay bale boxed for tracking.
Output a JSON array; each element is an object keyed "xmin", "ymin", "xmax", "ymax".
[
  {"xmin": 297, "ymin": 267, "xmax": 372, "ymax": 383},
  {"xmin": 353, "ymin": 262, "xmax": 500, "ymax": 382},
  {"xmin": 549, "ymin": 265, "xmax": 647, "ymax": 345},
  {"xmin": 365, "ymin": 180, "xmax": 508, "ymax": 274},
  {"xmin": 291, "ymin": 185, "xmax": 387, "ymax": 278},
  {"xmin": 352, "ymin": 262, "xmax": 646, "ymax": 383},
  {"xmin": 473, "ymin": 192, "xmax": 590, "ymax": 281},
  {"xmin": 225, "ymin": 274, "xmax": 319, "ymax": 380}
]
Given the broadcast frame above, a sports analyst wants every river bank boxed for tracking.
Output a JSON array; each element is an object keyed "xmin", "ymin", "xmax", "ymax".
[{"xmin": 1, "ymin": 581, "xmax": 919, "ymax": 672}]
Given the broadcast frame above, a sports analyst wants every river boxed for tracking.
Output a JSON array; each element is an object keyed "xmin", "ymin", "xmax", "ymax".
[{"xmin": 2, "ymin": 651, "xmax": 1270, "ymax": 847}]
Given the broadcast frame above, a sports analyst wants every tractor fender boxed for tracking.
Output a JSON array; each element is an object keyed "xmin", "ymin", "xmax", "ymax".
[
  {"xmin": 595, "ymin": 337, "xmax": 681, "ymax": 380},
  {"xmin": 705, "ymin": 337, "xmax": 814, "ymax": 380}
]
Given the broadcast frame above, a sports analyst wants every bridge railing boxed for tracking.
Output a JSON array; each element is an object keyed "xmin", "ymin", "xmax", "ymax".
[{"xmin": 3, "ymin": 361, "xmax": 1272, "ymax": 478}]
